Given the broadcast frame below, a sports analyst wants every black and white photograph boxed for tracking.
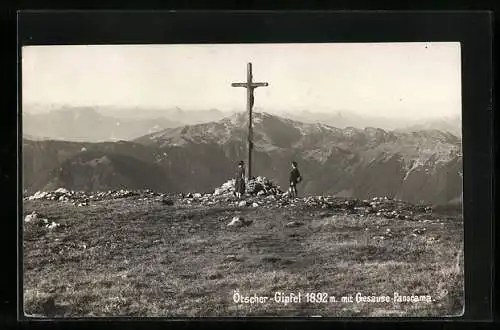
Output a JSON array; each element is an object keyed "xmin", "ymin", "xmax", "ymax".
[{"xmin": 21, "ymin": 43, "xmax": 464, "ymax": 317}]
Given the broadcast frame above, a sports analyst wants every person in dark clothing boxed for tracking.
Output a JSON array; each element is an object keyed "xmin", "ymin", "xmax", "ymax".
[
  {"xmin": 289, "ymin": 161, "xmax": 302, "ymax": 198},
  {"xmin": 235, "ymin": 160, "xmax": 246, "ymax": 199}
]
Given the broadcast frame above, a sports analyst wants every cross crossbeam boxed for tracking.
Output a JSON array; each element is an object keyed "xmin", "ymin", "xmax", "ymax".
[
  {"xmin": 231, "ymin": 62, "xmax": 269, "ymax": 180},
  {"xmin": 231, "ymin": 82, "xmax": 269, "ymax": 88}
]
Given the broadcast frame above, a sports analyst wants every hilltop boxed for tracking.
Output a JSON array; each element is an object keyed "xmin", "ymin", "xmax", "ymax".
[{"xmin": 22, "ymin": 187, "xmax": 463, "ymax": 317}]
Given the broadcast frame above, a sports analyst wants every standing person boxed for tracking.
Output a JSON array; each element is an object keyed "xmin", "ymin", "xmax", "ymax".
[
  {"xmin": 235, "ymin": 160, "xmax": 246, "ymax": 200},
  {"xmin": 289, "ymin": 161, "xmax": 302, "ymax": 199}
]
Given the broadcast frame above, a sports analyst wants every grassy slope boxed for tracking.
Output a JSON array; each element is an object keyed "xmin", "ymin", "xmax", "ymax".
[{"xmin": 23, "ymin": 197, "xmax": 464, "ymax": 317}]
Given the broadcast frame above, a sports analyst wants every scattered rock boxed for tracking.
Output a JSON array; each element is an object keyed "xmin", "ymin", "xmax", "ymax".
[
  {"xmin": 227, "ymin": 216, "xmax": 252, "ymax": 227},
  {"xmin": 211, "ymin": 176, "xmax": 283, "ymax": 198},
  {"xmin": 413, "ymin": 228, "xmax": 427, "ymax": 235},
  {"xmin": 24, "ymin": 212, "xmax": 37, "ymax": 223},
  {"xmin": 54, "ymin": 187, "xmax": 69, "ymax": 195},
  {"xmin": 286, "ymin": 221, "xmax": 303, "ymax": 228},
  {"xmin": 25, "ymin": 188, "xmax": 145, "ymax": 205},
  {"xmin": 247, "ymin": 176, "xmax": 282, "ymax": 196},
  {"xmin": 25, "ymin": 184, "xmax": 435, "ymax": 222},
  {"xmin": 46, "ymin": 221, "xmax": 60, "ymax": 230},
  {"xmin": 28, "ymin": 191, "xmax": 47, "ymax": 200},
  {"xmin": 24, "ymin": 212, "xmax": 60, "ymax": 230}
]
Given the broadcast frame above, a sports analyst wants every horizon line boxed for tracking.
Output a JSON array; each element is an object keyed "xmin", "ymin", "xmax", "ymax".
[{"xmin": 22, "ymin": 102, "xmax": 461, "ymax": 120}]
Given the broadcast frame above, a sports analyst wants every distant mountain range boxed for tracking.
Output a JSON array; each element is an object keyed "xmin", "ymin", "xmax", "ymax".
[
  {"xmin": 22, "ymin": 104, "xmax": 461, "ymax": 142},
  {"xmin": 280, "ymin": 109, "xmax": 462, "ymax": 137},
  {"xmin": 22, "ymin": 104, "xmax": 233, "ymax": 142},
  {"xmin": 22, "ymin": 107, "xmax": 182, "ymax": 142},
  {"xmin": 22, "ymin": 112, "xmax": 462, "ymax": 205}
]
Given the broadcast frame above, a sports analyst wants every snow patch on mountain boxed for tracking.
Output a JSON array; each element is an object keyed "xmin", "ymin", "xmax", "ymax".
[{"xmin": 403, "ymin": 158, "xmax": 425, "ymax": 181}]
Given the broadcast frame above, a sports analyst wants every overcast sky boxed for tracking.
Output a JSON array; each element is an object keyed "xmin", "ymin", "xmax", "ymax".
[{"xmin": 22, "ymin": 43, "xmax": 461, "ymax": 119}]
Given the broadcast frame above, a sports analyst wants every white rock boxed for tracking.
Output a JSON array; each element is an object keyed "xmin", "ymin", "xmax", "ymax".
[
  {"xmin": 252, "ymin": 202, "xmax": 259, "ymax": 207},
  {"xmin": 228, "ymin": 216, "xmax": 243, "ymax": 226},
  {"xmin": 193, "ymin": 193, "xmax": 202, "ymax": 198},
  {"xmin": 24, "ymin": 212, "xmax": 37, "ymax": 223},
  {"xmin": 47, "ymin": 221, "xmax": 59, "ymax": 230},
  {"xmin": 286, "ymin": 221, "xmax": 302, "ymax": 228},
  {"xmin": 238, "ymin": 201, "xmax": 247, "ymax": 207},
  {"xmin": 55, "ymin": 188, "xmax": 69, "ymax": 194},
  {"xmin": 31, "ymin": 191, "xmax": 47, "ymax": 200}
]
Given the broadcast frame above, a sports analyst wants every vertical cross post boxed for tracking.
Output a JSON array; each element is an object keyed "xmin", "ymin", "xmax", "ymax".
[
  {"xmin": 246, "ymin": 63, "xmax": 253, "ymax": 180},
  {"xmin": 231, "ymin": 62, "xmax": 269, "ymax": 180}
]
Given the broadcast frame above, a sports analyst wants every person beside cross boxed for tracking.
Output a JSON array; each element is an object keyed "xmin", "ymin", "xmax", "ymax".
[{"xmin": 288, "ymin": 161, "xmax": 303, "ymax": 199}]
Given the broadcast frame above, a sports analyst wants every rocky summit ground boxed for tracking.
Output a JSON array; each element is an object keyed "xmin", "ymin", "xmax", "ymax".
[{"xmin": 22, "ymin": 186, "xmax": 464, "ymax": 318}]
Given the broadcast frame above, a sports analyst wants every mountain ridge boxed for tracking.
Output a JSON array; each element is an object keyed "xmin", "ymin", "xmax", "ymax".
[
  {"xmin": 22, "ymin": 104, "xmax": 461, "ymax": 141},
  {"xmin": 22, "ymin": 112, "xmax": 462, "ymax": 205}
]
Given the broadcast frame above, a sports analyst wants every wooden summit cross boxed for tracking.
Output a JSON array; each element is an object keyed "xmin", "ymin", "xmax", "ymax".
[{"xmin": 231, "ymin": 62, "xmax": 269, "ymax": 180}]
